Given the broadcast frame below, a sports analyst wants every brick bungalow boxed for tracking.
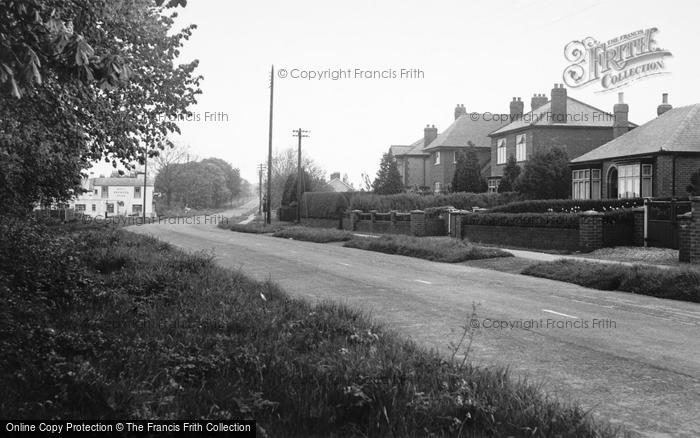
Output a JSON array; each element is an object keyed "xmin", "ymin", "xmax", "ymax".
[
  {"xmin": 570, "ymin": 94, "xmax": 700, "ymax": 199},
  {"xmin": 391, "ymin": 104, "xmax": 506, "ymax": 193},
  {"xmin": 487, "ymin": 84, "xmax": 637, "ymax": 192}
]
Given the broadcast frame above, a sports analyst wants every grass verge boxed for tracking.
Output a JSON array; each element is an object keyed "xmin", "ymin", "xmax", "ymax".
[
  {"xmin": 0, "ymin": 217, "xmax": 618, "ymax": 437},
  {"xmin": 522, "ymin": 259, "xmax": 700, "ymax": 303},
  {"xmin": 219, "ymin": 220, "xmax": 289, "ymax": 233},
  {"xmin": 272, "ymin": 226, "xmax": 353, "ymax": 243},
  {"xmin": 344, "ymin": 235, "xmax": 513, "ymax": 263}
]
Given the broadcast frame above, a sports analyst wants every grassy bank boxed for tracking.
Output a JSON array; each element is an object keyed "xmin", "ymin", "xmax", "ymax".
[
  {"xmin": 0, "ymin": 218, "xmax": 618, "ymax": 436},
  {"xmin": 272, "ymin": 226, "xmax": 353, "ymax": 243},
  {"xmin": 218, "ymin": 220, "xmax": 288, "ymax": 234},
  {"xmin": 523, "ymin": 259, "xmax": 700, "ymax": 303},
  {"xmin": 344, "ymin": 235, "xmax": 513, "ymax": 263}
]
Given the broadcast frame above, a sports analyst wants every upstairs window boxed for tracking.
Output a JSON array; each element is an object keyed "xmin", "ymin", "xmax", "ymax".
[
  {"xmin": 497, "ymin": 139, "xmax": 507, "ymax": 164},
  {"xmin": 516, "ymin": 134, "xmax": 527, "ymax": 162},
  {"xmin": 134, "ymin": 186, "xmax": 141, "ymax": 198},
  {"xmin": 434, "ymin": 151, "xmax": 440, "ymax": 165},
  {"xmin": 101, "ymin": 186, "xmax": 109, "ymax": 198}
]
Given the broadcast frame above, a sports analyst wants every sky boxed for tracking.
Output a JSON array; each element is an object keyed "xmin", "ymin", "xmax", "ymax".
[{"xmin": 107, "ymin": 0, "xmax": 700, "ymax": 187}]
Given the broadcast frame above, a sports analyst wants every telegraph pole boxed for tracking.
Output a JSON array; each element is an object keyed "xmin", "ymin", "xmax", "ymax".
[
  {"xmin": 257, "ymin": 163, "xmax": 265, "ymax": 215},
  {"xmin": 292, "ymin": 129, "xmax": 309, "ymax": 223},
  {"xmin": 266, "ymin": 65, "xmax": 274, "ymax": 224}
]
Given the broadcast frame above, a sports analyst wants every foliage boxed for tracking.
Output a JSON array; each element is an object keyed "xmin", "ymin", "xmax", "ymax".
[
  {"xmin": 270, "ymin": 148, "xmax": 327, "ymax": 210},
  {"xmin": 220, "ymin": 220, "xmax": 289, "ymax": 234},
  {"xmin": 687, "ymin": 169, "xmax": 700, "ymax": 196},
  {"xmin": 0, "ymin": 0, "xmax": 201, "ymax": 214},
  {"xmin": 498, "ymin": 155, "xmax": 521, "ymax": 193},
  {"xmin": 272, "ymin": 226, "xmax": 353, "ymax": 243},
  {"xmin": 344, "ymin": 235, "xmax": 513, "ymax": 262},
  {"xmin": 281, "ymin": 170, "xmax": 313, "ymax": 206},
  {"xmin": 452, "ymin": 147, "xmax": 487, "ymax": 193},
  {"xmin": 490, "ymin": 198, "xmax": 644, "ymax": 214},
  {"xmin": 300, "ymin": 192, "xmax": 352, "ymax": 218},
  {"xmin": 516, "ymin": 147, "xmax": 571, "ymax": 199},
  {"xmin": 372, "ymin": 151, "xmax": 404, "ymax": 195},
  {"xmin": 523, "ymin": 259, "xmax": 700, "ymax": 303},
  {"xmin": 463, "ymin": 213, "xmax": 581, "ymax": 229},
  {"xmin": 155, "ymin": 158, "xmax": 241, "ymax": 209},
  {"xmin": 0, "ymin": 220, "xmax": 619, "ymax": 436},
  {"xmin": 349, "ymin": 192, "xmax": 521, "ymax": 213}
]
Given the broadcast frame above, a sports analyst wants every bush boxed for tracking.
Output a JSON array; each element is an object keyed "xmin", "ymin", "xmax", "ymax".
[
  {"xmin": 349, "ymin": 192, "xmax": 521, "ymax": 213},
  {"xmin": 523, "ymin": 259, "xmax": 700, "ymax": 302},
  {"xmin": 344, "ymin": 235, "xmax": 513, "ymax": 262},
  {"xmin": 300, "ymin": 192, "xmax": 352, "ymax": 218},
  {"xmin": 489, "ymin": 198, "xmax": 644, "ymax": 214},
  {"xmin": 463, "ymin": 212, "xmax": 581, "ymax": 229}
]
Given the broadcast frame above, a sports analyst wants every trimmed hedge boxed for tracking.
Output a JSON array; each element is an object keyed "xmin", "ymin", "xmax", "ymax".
[
  {"xmin": 349, "ymin": 192, "xmax": 521, "ymax": 213},
  {"xmin": 463, "ymin": 213, "xmax": 581, "ymax": 229},
  {"xmin": 489, "ymin": 198, "xmax": 644, "ymax": 214},
  {"xmin": 300, "ymin": 192, "xmax": 353, "ymax": 218}
]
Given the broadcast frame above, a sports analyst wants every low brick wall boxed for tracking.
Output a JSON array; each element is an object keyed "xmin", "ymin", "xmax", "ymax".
[{"xmin": 461, "ymin": 224, "xmax": 580, "ymax": 251}]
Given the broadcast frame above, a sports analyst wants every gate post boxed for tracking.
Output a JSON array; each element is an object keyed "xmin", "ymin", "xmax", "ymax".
[{"xmin": 687, "ymin": 197, "xmax": 700, "ymax": 264}]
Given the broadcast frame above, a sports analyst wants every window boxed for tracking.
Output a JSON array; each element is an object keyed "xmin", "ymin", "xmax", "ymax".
[
  {"xmin": 641, "ymin": 164, "xmax": 653, "ymax": 197},
  {"xmin": 94, "ymin": 189, "xmax": 98, "ymax": 195},
  {"xmin": 434, "ymin": 151, "xmax": 440, "ymax": 165},
  {"xmin": 572, "ymin": 169, "xmax": 591, "ymax": 200},
  {"xmin": 91, "ymin": 204, "xmax": 96, "ymax": 212},
  {"xmin": 488, "ymin": 179, "xmax": 499, "ymax": 193},
  {"xmin": 497, "ymin": 138, "xmax": 506, "ymax": 164},
  {"xmin": 101, "ymin": 186, "xmax": 109, "ymax": 198},
  {"xmin": 618, "ymin": 164, "xmax": 641, "ymax": 198},
  {"xmin": 106, "ymin": 203, "xmax": 114, "ymax": 213},
  {"xmin": 591, "ymin": 169, "xmax": 601, "ymax": 200},
  {"xmin": 75, "ymin": 204, "xmax": 86, "ymax": 212},
  {"xmin": 134, "ymin": 186, "xmax": 141, "ymax": 198},
  {"xmin": 453, "ymin": 151, "xmax": 458, "ymax": 164},
  {"xmin": 132, "ymin": 204, "xmax": 142, "ymax": 215},
  {"xmin": 434, "ymin": 181, "xmax": 441, "ymax": 193},
  {"xmin": 516, "ymin": 134, "xmax": 527, "ymax": 162}
]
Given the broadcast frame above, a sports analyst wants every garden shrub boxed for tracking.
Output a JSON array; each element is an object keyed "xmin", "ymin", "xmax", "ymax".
[
  {"xmin": 348, "ymin": 192, "xmax": 520, "ymax": 213},
  {"xmin": 489, "ymin": 198, "xmax": 644, "ymax": 214},
  {"xmin": 462, "ymin": 213, "xmax": 581, "ymax": 229},
  {"xmin": 300, "ymin": 192, "xmax": 352, "ymax": 218}
]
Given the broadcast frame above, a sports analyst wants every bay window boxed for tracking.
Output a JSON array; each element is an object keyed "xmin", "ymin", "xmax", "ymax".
[{"xmin": 618, "ymin": 164, "xmax": 640, "ymax": 198}]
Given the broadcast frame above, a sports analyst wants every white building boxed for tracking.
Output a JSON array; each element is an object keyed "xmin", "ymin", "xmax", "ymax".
[{"xmin": 69, "ymin": 174, "xmax": 155, "ymax": 217}]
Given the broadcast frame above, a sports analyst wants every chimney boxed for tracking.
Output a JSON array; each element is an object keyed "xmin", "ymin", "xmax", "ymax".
[
  {"xmin": 424, "ymin": 124, "xmax": 438, "ymax": 146},
  {"xmin": 657, "ymin": 93, "xmax": 672, "ymax": 116},
  {"xmin": 330, "ymin": 172, "xmax": 340, "ymax": 181},
  {"xmin": 613, "ymin": 92, "xmax": 630, "ymax": 138},
  {"xmin": 510, "ymin": 97, "xmax": 524, "ymax": 120},
  {"xmin": 550, "ymin": 83, "xmax": 568, "ymax": 123},
  {"xmin": 454, "ymin": 104, "xmax": 466, "ymax": 120},
  {"xmin": 531, "ymin": 93, "xmax": 548, "ymax": 111}
]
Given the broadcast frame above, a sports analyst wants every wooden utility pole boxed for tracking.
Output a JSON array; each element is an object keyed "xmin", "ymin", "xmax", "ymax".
[
  {"xmin": 266, "ymin": 65, "xmax": 274, "ymax": 224},
  {"xmin": 143, "ymin": 146, "xmax": 148, "ymax": 222},
  {"xmin": 292, "ymin": 129, "xmax": 309, "ymax": 223}
]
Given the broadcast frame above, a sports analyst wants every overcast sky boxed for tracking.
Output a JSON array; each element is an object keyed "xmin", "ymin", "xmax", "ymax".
[{"xmin": 148, "ymin": 0, "xmax": 699, "ymax": 187}]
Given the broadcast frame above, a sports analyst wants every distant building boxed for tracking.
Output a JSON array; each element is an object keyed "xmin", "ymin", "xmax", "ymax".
[
  {"xmin": 487, "ymin": 83, "xmax": 637, "ymax": 192},
  {"xmin": 571, "ymin": 94, "xmax": 700, "ymax": 199},
  {"xmin": 68, "ymin": 173, "xmax": 155, "ymax": 217},
  {"xmin": 390, "ymin": 104, "xmax": 505, "ymax": 193},
  {"xmin": 326, "ymin": 172, "xmax": 354, "ymax": 192}
]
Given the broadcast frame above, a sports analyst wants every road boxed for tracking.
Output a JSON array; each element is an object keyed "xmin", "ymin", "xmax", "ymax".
[{"xmin": 129, "ymin": 206, "xmax": 700, "ymax": 437}]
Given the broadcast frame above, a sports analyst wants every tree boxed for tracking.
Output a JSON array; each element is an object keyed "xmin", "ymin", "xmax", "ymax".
[
  {"xmin": 688, "ymin": 169, "xmax": 700, "ymax": 196},
  {"xmin": 153, "ymin": 142, "xmax": 190, "ymax": 207},
  {"xmin": 498, "ymin": 155, "xmax": 521, "ymax": 193},
  {"xmin": 372, "ymin": 151, "xmax": 403, "ymax": 195},
  {"xmin": 516, "ymin": 147, "xmax": 571, "ymax": 199},
  {"xmin": 0, "ymin": 0, "xmax": 201, "ymax": 214},
  {"xmin": 281, "ymin": 170, "xmax": 313, "ymax": 206},
  {"xmin": 201, "ymin": 157, "xmax": 242, "ymax": 202},
  {"xmin": 270, "ymin": 148, "xmax": 326, "ymax": 209},
  {"xmin": 452, "ymin": 148, "xmax": 487, "ymax": 193},
  {"xmin": 360, "ymin": 172, "xmax": 373, "ymax": 192}
]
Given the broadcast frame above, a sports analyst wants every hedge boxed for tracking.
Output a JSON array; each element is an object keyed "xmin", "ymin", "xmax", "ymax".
[
  {"xmin": 488, "ymin": 198, "xmax": 644, "ymax": 214},
  {"xmin": 462, "ymin": 212, "xmax": 581, "ymax": 229},
  {"xmin": 349, "ymin": 192, "xmax": 521, "ymax": 213},
  {"xmin": 300, "ymin": 192, "xmax": 353, "ymax": 218}
]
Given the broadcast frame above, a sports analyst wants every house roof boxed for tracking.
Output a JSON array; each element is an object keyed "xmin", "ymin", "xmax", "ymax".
[
  {"xmin": 572, "ymin": 104, "xmax": 700, "ymax": 163},
  {"xmin": 390, "ymin": 137, "xmax": 428, "ymax": 157},
  {"xmin": 92, "ymin": 177, "xmax": 154, "ymax": 187},
  {"xmin": 424, "ymin": 114, "xmax": 506, "ymax": 150},
  {"xmin": 490, "ymin": 97, "xmax": 637, "ymax": 136},
  {"xmin": 327, "ymin": 178, "xmax": 354, "ymax": 192}
]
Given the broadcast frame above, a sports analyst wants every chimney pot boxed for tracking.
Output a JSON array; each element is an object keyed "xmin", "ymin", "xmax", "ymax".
[
  {"xmin": 618, "ymin": 92, "xmax": 624, "ymax": 104},
  {"xmin": 613, "ymin": 93, "xmax": 630, "ymax": 138},
  {"xmin": 551, "ymin": 84, "xmax": 568, "ymax": 123},
  {"xmin": 657, "ymin": 93, "xmax": 672, "ymax": 116}
]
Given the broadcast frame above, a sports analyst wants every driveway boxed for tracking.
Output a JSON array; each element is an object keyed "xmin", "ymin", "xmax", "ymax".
[{"xmin": 128, "ymin": 219, "xmax": 700, "ymax": 437}]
